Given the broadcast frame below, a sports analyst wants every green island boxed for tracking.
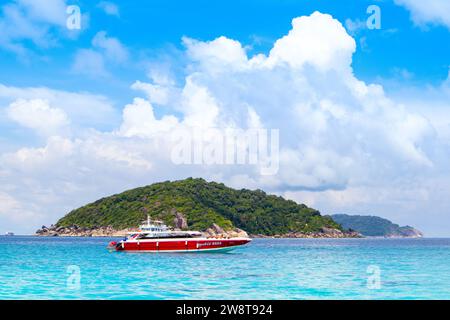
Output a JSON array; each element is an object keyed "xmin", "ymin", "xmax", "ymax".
[
  {"xmin": 37, "ymin": 178, "xmax": 359, "ymax": 238},
  {"xmin": 331, "ymin": 214, "xmax": 423, "ymax": 238}
]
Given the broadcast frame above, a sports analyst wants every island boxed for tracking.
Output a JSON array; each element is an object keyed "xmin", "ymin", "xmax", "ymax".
[
  {"xmin": 331, "ymin": 214, "xmax": 423, "ymax": 238},
  {"xmin": 36, "ymin": 178, "xmax": 360, "ymax": 238}
]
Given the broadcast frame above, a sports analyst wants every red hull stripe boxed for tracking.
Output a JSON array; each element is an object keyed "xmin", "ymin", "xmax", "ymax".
[{"xmin": 116, "ymin": 238, "xmax": 250, "ymax": 252}]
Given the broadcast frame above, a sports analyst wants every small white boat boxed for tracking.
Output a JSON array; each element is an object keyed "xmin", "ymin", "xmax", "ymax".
[{"xmin": 5, "ymin": 232, "xmax": 14, "ymax": 236}]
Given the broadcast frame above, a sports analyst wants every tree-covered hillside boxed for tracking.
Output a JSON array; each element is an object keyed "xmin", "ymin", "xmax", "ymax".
[{"xmin": 56, "ymin": 178, "xmax": 342, "ymax": 235}]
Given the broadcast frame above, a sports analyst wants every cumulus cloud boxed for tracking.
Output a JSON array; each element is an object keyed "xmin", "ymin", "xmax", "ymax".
[
  {"xmin": 72, "ymin": 48, "xmax": 108, "ymax": 77},
  {"xmin": 268, "ymin": 12, "xmax": 356, "ymax": 72},
  {"xmin": 395, "ymin": 0, "xmax": 450, "ymax": 29},
  {"xmin": 0, "ymin": 83, "xmax": 120, "ymax": 130},
  {"xmin": 92, "ymin": 31, "xmax": 128, "ymax": 63},
  {"xmin": 97, "ymin": 1, "xmax": 120, "ymax": 17},
  {"xmin": 0, "ymin": 0, "xmax": 70, "ymax": 55},
  {"xmin": 7, "ymin": 99, "xmax": 69, "ymax": 135},
  {"xmin": 344, "ymin": 18, "xmax": 367, "ymax": 35},
  {"xmin": 0, "ymin": 12, "xmax": 448, "ymax": 235},
  {"xmin": 131, "ymin": 81, "xmax": 173, "ymax": 105},
  {"xmin": 72, "ymin": 31, "xmax": 128, "ymax": 77},
  {"xmin": 17, "ymin": 0, "xmax": 67, "ymax": 25},
  {"xmin": 119, "ymin": 97, "xmax": 179, "ymax": 137},
  {"xmin": 183, "ymin": 36, "xmax": 249, "ymax": 72},
  {"xmin": 131, "ymin": 57, "xmax": 182, "ymax": 106},
  {"xmin": 0, "ymin": 192, "xmax": 20, "ymax": 217}
]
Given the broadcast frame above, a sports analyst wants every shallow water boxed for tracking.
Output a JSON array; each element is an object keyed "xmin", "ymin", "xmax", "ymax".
[{"xmin": 1, "ymin": 236, "xmax": 449, "ymax": 299}]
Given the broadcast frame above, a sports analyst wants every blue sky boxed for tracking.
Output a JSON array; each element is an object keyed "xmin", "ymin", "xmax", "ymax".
[
  {"xmin": 1, "ymin": 0, "xmax": 449, "ymax": 100},
  {"xmin": 0, "ymin": 0, "xmax": 449, "ymax": 235}
]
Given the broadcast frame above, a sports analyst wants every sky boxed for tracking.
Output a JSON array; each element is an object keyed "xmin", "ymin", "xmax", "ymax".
[{"xmin": 0, "ymin": 0, "xmax": 449, "ymax": 236}]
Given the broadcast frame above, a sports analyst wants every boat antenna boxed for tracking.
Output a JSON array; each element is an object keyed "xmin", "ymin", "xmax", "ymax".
[{"xmin": 147, "ymin": 214, "xmax": 150, "ymax": 225}]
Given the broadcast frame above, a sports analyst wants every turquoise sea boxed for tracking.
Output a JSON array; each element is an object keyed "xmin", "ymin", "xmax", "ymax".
[{"xmin": 1, "ymin": 236, "xmax": 450, "ymax": 300}]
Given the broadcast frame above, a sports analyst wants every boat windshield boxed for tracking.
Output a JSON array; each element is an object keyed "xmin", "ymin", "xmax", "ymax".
[
  {"xmin": 135, "ymin": 232, "xmax": 201, "ymax": 239},
  {"xmin": 142, "ymin": 227, "xmax": 162, "ymax": 232}
]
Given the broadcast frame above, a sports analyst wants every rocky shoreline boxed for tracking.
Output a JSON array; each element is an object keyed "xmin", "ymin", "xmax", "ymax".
[
  {"xmin": 35, "ymin": 223, "xmax": 249, "ymax": 238},
  {"xmin": 251, "ymin": 227, "xmax": 361, "ymax": 239},
  {"xmin": 35, "ymin": 224, "xmax": 361, "ymax": 238},
  {"xmin": 35, "ymin": 225, "xmax": 134, "ymax": 237}
]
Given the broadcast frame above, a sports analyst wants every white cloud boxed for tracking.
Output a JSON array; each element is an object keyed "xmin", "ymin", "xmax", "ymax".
[
  {"xmin": 72, "ymin": 49, "xmax": 108, "ymax": 77},
  {"xmin": 147, "ymin": 67, "xmax": 176, "ymax": 86},
  {"xmin": 131, "ymin": 81, "xmax": 172, "ymax": 105},
  {"xmin": 0, "ymin": 0, "xmax": 69, "ymax": 55},
  {"xmin": 131, "ymin": 65, "xmax": 179, "ymax": 106},
  {"xmin": 119, "ymin": 97, "xmax": 179, "ymax": 138},
  {"xmin": 0, "ymin": 191, "xmax": 42, "ymax": 234},
  {"xmin": 7, "ymin": 98, "xmax": 69, "ymax": 135},
  {"xmin": 0, "ymin": 83, "xmax": 119, "ymax": 130},
  {"xmin": 183, "ymin": 36, "xmax": 248, "ymax": 72},
  {"xmin": 72, "ymin": 31, "xmax": 128, "ymax": 77},
  {"xmin": 344, "ymin": 18, "xmax": 367, "ymax": 35},
  {"xmin": 180, "ymin": 77, "xmax": 220, "ymax": 128},
  {"xmin": 395, "ymin": 0, "xmax": 450, "ymax": 29},
  {"xmin": 267, "ymin": 12, "xmax": 356, "ymax": 71},
  {"xmin": 92, "ymin": 31, "xmax": 128, "ymax": 63},
  {"xmin": 3, "ymin": 136, "xmax": 74, "ymax": 168},
  {"xmin": 97, "ymin": 1, "xmax": 120, "ymax": 17},
  {"xmin": 17, "ymin": 0, "xmax": 67, "ymax": 26},
  {"xmin": 0, "ymin": 192, "xmax": 20, "ymax": 217},
  {"xmin": 1, "ymin": 12, "xmax": 450, "ymax": 235}
]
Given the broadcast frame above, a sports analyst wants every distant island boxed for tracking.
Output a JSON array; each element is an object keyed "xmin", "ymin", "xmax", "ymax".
[
  {"xmin": 331, "ymin": 214, "xmax": 423, "ymax": 238},
  {"xmin": 36, "ymin": 178, "xmax": 360, "ymax": 238}
]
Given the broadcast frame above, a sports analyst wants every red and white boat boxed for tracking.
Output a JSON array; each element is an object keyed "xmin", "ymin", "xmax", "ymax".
[{"xmin": 107, "ymin": 216, "xmax": 251, "ymax": 253}]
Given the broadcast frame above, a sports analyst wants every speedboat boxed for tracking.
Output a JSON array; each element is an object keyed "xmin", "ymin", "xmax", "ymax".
[{"xmin": 107, "ymin": 216, "xmax": 251, "ymax": 252}]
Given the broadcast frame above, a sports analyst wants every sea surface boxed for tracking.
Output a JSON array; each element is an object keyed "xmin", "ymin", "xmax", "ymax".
[{"xmin": 1, "ymin": 236, "xmax": 450, "ymax": 300}]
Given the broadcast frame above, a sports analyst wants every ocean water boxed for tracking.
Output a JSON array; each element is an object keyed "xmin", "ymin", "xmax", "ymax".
[{"xmin": 1, "ymin": 236, "xmax": 450, "ymax": 300}]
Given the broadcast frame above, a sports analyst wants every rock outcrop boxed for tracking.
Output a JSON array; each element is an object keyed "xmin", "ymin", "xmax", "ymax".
[
  {"xmin": 35, "ymin": 225, "xmax": 135, "ymax": 237},
  {"xmin": 203, "ymin": 223, "xmax": 249, "ymax": 238},
  {"xmin": 172, "ymin": 210, "xmax": 188, "ymax": 230},
  {"xmin": 389, "ymin": 226, "xmax": 423, "ymax": 238},
  {"xmin": 251, "ymin": 227, "xmax": 361, "ymax": 238},
  {"xmin": 36, "ymin": 224, "xmax": 359, "ymax": 238}
]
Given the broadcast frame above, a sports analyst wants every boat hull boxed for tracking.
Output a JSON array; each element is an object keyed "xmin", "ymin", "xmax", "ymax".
[{"xmin": 110, "ymin": 237, "xmax": 251, "ymax": 253}]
